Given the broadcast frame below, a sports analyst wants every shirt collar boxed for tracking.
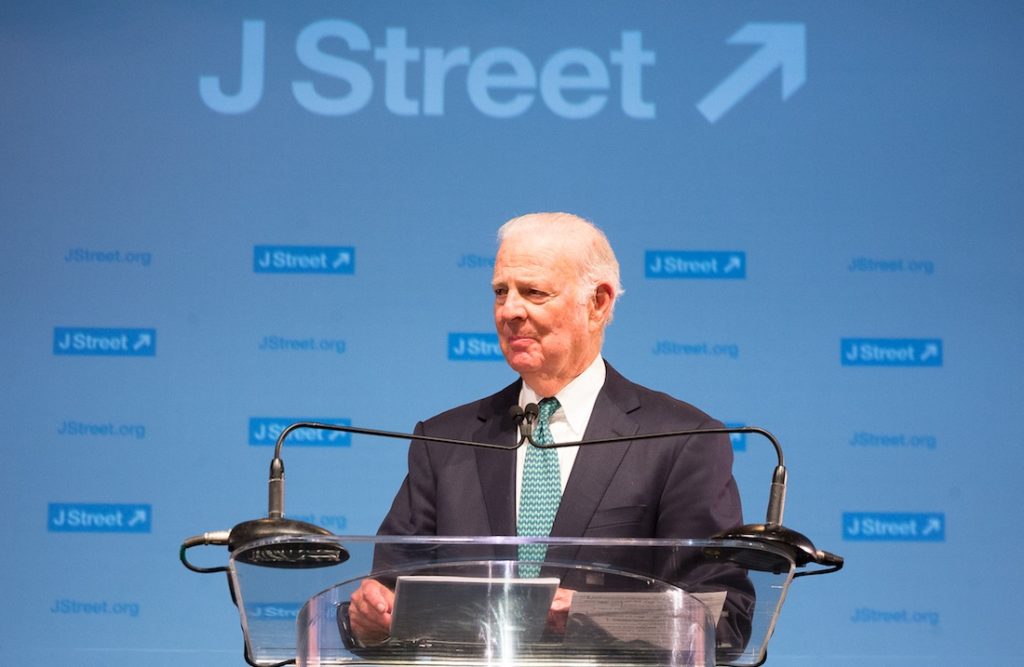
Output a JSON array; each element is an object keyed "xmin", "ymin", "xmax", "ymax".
[{"xmin": 519, "ymin": 355, "xmax": 606, "ymax": 435}]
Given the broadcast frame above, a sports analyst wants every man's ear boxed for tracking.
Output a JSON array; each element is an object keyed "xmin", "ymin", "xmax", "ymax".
[{"xmin": 590, "ymin": 282, "xmax": 615, "ymax": 327}]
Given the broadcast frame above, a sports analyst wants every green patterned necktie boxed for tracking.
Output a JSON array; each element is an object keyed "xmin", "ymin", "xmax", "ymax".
[{"xmin": 517, "ymin": 397, "xmax": 561, "ymax": 577}]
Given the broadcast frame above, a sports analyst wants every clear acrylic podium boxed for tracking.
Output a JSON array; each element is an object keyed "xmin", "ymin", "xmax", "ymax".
[{"xmin": 229, "ymin": 534, "xmax": 797, "ymax": 667}]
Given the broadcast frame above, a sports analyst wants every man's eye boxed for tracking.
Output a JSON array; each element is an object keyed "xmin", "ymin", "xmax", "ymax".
[{"xmin": 494, "ymin": 287, "xmax": 508, "ymax": 298}]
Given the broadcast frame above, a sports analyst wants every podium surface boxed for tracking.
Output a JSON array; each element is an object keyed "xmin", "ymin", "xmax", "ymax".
[{"xmin": 229, "ymin": 535, "xmax": 796, "ymax": 667}]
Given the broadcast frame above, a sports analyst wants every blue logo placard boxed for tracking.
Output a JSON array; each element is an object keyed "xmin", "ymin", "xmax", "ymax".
[
  {"xmin": 244, "ymin": 602, "xmax": 337, "ymax": 621},
  {"xmin": 244, "ymin": 602, "xmax": 304, "ymax": 621},
  {"xmin": 48, "ymin": 503, "xmax": 152, "ymax": 533},
  {"xmin": 53, "ymin": 328, "xmax": 156, "ymax": 356},
  {"xmin": 725, "ymin": 422, "xmax": 747, "ymax": 452},
  {"xmin": 448, "ymin": 333, "xmax": 504, "ymax": 361},
  {"xmin": 843, "ymin": 512, "xmax": 945, "ymax": 542},
  {"xmin": 249, "ymin": 418, "xmax": 352, "ymax": 446},
  {"xmin": 645, "ymin": 251, "xmax": 746, "ymax": 279},
  {"xmin": 841, "ymin": 338, "xmax": 942, "ymax": 367},
  {"xmin": 253, "ymin": 246, "xmax": 355, "ymax": 274}
]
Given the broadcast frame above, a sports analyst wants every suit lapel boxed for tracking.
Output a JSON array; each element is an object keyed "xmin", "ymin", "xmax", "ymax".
[
  {"xmin": 473, "ymin": 381, "xmax": 521, "ymax": 536},
  {"xmin": 551, "ymin": 364, "xmax": 640, "ymax": 538}
]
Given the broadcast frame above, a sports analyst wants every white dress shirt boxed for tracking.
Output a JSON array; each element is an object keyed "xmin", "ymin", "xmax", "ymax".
[{"xmin": 515, "ymin": 355, "xmax": 606, "ymax": 517}]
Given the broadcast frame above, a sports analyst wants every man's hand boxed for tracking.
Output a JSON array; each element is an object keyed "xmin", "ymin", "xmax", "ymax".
[
  {"xmin": 546, "ymin": 587, "xmax": 575, "ymax": 635},
  {"xmin": 349, "ymin": 578, "xmax": 395, "ymax": 645}
]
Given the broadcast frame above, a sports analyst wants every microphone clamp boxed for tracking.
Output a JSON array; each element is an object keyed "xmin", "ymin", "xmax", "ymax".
[{"xmin": 508, "ymin": 403, "xmax": 540, "ymax": 446}]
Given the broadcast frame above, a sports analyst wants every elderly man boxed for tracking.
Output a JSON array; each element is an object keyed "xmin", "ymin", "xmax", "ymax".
[{"xmin": 349, "ymin": 212, "xmax": 742, "ymax": 642}]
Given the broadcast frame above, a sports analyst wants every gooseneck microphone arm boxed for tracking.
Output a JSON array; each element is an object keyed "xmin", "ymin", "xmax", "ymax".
[
  {"xmin": 267, "ymin": 420, "xmax": 786, "ymax": 532},
  {"xmin": 270, "ymin": 422, "xmax": 782, "ymax": 532}
]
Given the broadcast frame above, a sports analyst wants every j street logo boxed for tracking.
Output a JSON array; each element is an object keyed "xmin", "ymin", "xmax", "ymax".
[
  {"xmin": 58, "ymin": 420, "xmax": 146, "ymax": 439},
  {"xmin": 849, "ymin": 431, "xmax": 937, "ymax": 450},
  {"xmin": 51, "ymin": 599, "xmax": 140, "ymax": 617},
  {"xmin": 244, "ymin": 603, "xmax": 305, "ymax": 621},
  {"xmin": 249, "ymin": 418, "xmax": 352, "ymax": 446},
  {"xmin": 645, "ymin": 251, "xmax": 746, "ymax": 279},
  {"xmin": 200, "ymin": 20, "xmax": 805, "ymax": 123},
  {"xmin": 841, "ymin": 338, "xmax": 942, "ymax": 367},
  {"xmin": 48, "ymin": 503, "xmax": 152, "ymax": 533},
  {"xmin": 850, "ymin": 607, "xmax": 940, "ymax": 627},
  {"xmin": 457, "ymin": 253, "xmax": 496, "ymax": 269},
  {"xmin": 843, "ymin": 512, "xmax": 945, "ymax": 542},
  {"xmin": 200, "ymin": 20, "xmax": 656, "ymax": 119},
  {"xmin": 848, "ymin": 256, "xmax": 935, "ymax": 275},
  {"xmin": 254, "ymin": 245, "xmax": 355, "ymax": 274},
  {"xmin": 726, "ymin": 422, "xmax": 746, "ymax": 452},
  {"xmin": 245, "ymin": 602, "xmax": 337, "ymax": 621},
  {"xmin": 652, "ymin": 340, "xmax": 739, "ymax": 358},
  {"xmin": 53, "ymin": 328, "xmax": 155, "ymax": 357},
  {"xmin": 64, "ymin": 247, "xmax": 152, "ymax": 267},
  {"xmin": 448, "ymin": 333, "xmax": 504, "ymax": 361}
]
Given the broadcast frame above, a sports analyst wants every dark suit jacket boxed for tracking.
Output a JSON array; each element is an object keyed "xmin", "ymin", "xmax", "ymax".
[
  {"xmin": 379, "ymin": 361, "xmax": 742, "ymax": 546},
  {"xmin": 374, "ymin": 361, "xmax": 752, "ymax": 649}
]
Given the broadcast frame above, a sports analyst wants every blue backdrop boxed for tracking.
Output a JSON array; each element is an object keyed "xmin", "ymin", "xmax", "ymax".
[{"xmin": 3, "ymin": 2, "xmax": 1022, "ymax": 665}]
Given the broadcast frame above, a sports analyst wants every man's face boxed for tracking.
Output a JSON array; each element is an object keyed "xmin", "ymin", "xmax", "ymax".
[{"xmin": 491, "ymin": 232, "xmax": 603, "ymax": 393}]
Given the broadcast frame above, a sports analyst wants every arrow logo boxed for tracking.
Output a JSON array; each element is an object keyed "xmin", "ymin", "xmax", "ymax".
[
  {"xmin": 697, "ymin": 22, "xmax": 806, "ymax": 124},
  {"xmin": 132, "ymin": 333, "xmax": 152, "ymax": 351},
  {"xmin": 921, "ymin": 516, "xmax": 943, "ymax": 537},
  {"xmin": 332, "ymin": 251, "xmax": 352, "ymax": 269},
  {"xmin": 919, "ymin": 343, "xmax": 940, "ymax": 363},
  {"xmin": 127, "ymin": 508, "xmax": 148, "ymax": 527},
  {"xmin": 723, "ymin": 255, "xmax": 743, "ymax": 274}
]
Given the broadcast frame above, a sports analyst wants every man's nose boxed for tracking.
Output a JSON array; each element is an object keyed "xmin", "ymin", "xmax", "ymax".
[{"xmin": 498, "ymin": 290, "xmax": 527, "ymax": 320}]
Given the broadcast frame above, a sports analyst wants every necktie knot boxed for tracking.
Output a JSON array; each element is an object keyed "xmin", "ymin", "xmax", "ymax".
[{"xmin": 535, "ymin": 397, "xmax": 560, "ymax": 443}]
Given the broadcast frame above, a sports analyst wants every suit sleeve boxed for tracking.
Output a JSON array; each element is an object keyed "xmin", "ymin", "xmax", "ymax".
[
  {"xmin": 377, "ymin": 422, "xmax": 437, "ymax": 536},
  {"xmin": 656, "ymin": 418, "xmax": 742, "ymax": 539},
  {"xmin": 658, "ymin": 419, "xmax": 753, "ymax": 654}
]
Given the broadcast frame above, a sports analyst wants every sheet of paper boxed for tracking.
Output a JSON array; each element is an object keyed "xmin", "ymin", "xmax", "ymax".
[{"xmin": 565, "ymin": 590, "xmax": 721, "ymax": 648}]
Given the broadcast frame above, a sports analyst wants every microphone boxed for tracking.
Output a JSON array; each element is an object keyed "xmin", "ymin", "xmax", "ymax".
[
  {"xmin": 508, "ymin": 405, "xmax": 525, "ymax": 442},
  {"xmin": 508, "ymin": 403, "xmax": 540, "ymax": 445},
  {"xmin": 524, "ymin": 402, "xmax": 539, "ymax": 428}
]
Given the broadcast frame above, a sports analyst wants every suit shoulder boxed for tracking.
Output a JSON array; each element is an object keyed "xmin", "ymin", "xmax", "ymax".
[
  {"xmin": 419, "ymin": 379, "xmax": 521, "ymax": 434},
  {"xmin": 606, "ymin": 364, "xmax": 724, "ymax": 429},
  {"xmin": 638, "ymin": 382, "xmax": 720, "ymax": 421}
]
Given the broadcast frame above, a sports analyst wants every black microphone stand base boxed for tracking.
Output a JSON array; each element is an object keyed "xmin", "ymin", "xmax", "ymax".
[{"xmin": 228, "ymin": 517, "xmax": 349, "ymax": 568}]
